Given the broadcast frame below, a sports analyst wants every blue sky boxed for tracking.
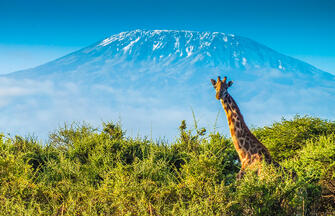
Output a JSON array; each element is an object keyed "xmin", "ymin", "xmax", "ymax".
[{"xmin": 1, "ymin": 0, "xmax": 334, "ymax": 74}]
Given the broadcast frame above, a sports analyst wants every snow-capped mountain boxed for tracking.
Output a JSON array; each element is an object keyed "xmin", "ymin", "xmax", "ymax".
[
  {"xmin": 9, "ymin": 30, "xmax": 333, "ymax": 81},
  {"xmin": 1, "ymin": 30, "xmax": 335, "ymax": 140}
]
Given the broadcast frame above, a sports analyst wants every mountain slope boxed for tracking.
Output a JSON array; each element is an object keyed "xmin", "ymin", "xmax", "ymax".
[{"xmin": 1, "ymin": 30, "xmax": 335, "ymax": 140}]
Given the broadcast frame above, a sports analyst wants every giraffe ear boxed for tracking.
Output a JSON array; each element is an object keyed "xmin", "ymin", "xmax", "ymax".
[
  {"xmin": 228, "ymin": 81, "xmax": 233, "ymax": 87},
  {"xmin": 211, "ymin": 79, "xmax": 216, "ymax": 88}
]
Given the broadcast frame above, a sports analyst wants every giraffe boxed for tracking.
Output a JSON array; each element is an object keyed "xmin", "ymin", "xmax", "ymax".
[{"xmin": 211, "ymin": 76, "xmax": 278, "ymax": 179}]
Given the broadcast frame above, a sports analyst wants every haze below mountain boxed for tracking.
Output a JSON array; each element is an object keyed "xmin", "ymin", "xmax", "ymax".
[{"xmin": 1, "ymin": 30, "xmax": 334, "ymax": 140}]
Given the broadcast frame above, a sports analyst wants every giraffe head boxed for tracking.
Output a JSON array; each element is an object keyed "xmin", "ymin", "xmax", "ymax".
[{"xmin": 211, "ymin": 76, "xmax": 233, "ymax": 100}]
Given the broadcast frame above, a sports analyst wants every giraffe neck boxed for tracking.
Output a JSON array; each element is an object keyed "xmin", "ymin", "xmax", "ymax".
[{"xmin": 220, "ymin": 93, "xmax": 267, "ymax": 162}]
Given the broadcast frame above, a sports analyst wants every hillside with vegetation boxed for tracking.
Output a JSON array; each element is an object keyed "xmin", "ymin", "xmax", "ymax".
[{"xmin": 0, "ymin": 116, "xmax": 334, "ymax": 215}]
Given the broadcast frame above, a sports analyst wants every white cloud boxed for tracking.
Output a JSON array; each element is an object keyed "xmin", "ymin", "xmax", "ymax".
[{"xmin": 0, "ymin": 71, "xmax": 334, "ymax": 142}]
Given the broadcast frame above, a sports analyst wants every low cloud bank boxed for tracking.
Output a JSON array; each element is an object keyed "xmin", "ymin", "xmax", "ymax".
[{"xmin": 0, "ymin": 75, "xmax": 334, "ymax": 142}]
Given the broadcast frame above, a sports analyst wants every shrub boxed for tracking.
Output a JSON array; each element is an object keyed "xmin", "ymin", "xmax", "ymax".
[
  {"xmin": 0, "ymin": 118, "xmax": 334, "ymax": 215},
  {"xmin": 253, "ymin": 115, "xmax": 335, "ymax": 161}
]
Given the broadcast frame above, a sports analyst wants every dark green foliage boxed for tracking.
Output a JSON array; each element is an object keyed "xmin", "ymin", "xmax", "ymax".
[{"xmin": 0, "ymin": 116, "xmax": 334, "ymax": 215}]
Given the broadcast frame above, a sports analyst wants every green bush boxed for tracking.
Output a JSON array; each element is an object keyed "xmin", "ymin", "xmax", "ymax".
[
  {"xmin": 253, "ymin": 115, "xmax": 335, "ymax": 161},
  {"xmin": 0, "ymin": 117, "xmax": 334, "ymax": 215}
]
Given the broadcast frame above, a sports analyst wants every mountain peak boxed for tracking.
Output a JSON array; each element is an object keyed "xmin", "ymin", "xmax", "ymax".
[
  {"xmin": 84, "ymin": 29, "xmax": 323, "ymax": 75},
  {"xmin": 90, "ymin": 29, "xmax": 266, "ymax": 70},
  {"xmin": 1, "ymin": 29, "xmax": 335, "ymax": 140},
  {"xmin": 98, "ymin": 29, "xmax": 234, "ymax": 48},
  {"xmin": 6, "ymin": 29, "xmax": 330, "ymax": 81}
]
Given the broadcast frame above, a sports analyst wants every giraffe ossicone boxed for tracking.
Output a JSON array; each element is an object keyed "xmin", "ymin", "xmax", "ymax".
[{"xmin": 211, "ymin": 75, "xmax": 277, "ymax": 179}]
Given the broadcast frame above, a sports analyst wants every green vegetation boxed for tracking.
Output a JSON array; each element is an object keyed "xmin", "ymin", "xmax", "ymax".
[{"xmin": 0, "ymin": 116, "xmax": 334, "ymax": 215}]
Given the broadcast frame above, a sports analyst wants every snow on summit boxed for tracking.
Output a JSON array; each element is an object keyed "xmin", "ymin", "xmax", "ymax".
[
  {"xmin": 92, "ymin": 29, "xmax": 328, "ymax": 76},
  {"xmin": 96, "ymin": 29, "xmax": 247, "ymax": 67}
]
